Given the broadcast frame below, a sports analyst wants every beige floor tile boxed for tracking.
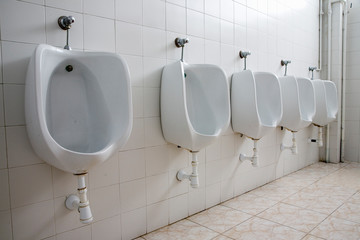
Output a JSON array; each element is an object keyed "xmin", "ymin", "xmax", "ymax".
[
  {"xmin": 348, "ymin": 192, "xmax": 360, "ymax": 204},
  {"xmin": 221, "ymin": 192, "xmax": 278, "ymax": 215},
  {"xmin": 301, "ymin": 235, "xmax": 326, "ymax": 240},
  {"xmin": 258, "ymin": 203, "xmax": 327, "ymax": 233},
  {"xmin": 223, "ymin": 216, "xmax": 305, "ymax": 240},
  {"xmin": 316, "ymin": 168, "xmax": 360, "ymax": 190},
  {"xmin": 142, "ymin": 219, "xmax": 218, "ymax": 240},
  {"xmin": 310, "ymin": 216, "xmax": 360, "ymax": 240},
  {"xmin": 188, "ymin": 205, "xmax": 251, "ymax": 233},
  {"xmin": 332, "ymin": 202, "xmax": 360, "ymax": 223},
  {"xmin": 212, "ymin": 235, "xmax": 233, "ymax": 240},
  {"xmin": 271, "ymin": 175, "xmax": 316, "ymax": 189},
  {"xmin": 249, "ymin": 182, "xmax": 302, "ymax": 201},
  {"xmin": 287, "ymin": 165, "xmax": 336, "ymax": 180}
]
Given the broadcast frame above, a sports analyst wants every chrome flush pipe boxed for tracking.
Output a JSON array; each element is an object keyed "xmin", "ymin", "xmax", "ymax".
[
  {"xmin": 58, "ymin": 16, "xmax": 75, "ymax": 50},
  {"xmin": 239, "ymin": 51, "xmax": 251, "ymax": 70},
  {"xmin": 281, "ymin": 60, "xmax": 291, "ymax": 76},
  {"xmin": 175, "ymin": 37, "xmax": 189, "ymax": 62}
]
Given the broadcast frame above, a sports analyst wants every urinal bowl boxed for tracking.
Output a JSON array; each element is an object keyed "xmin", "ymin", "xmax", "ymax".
[
  {"xmin": 231, "ymin": 70, "xmax": 282, "ymax": 140},
  {"xmin": 25, "ymin": 44, "xmax": 133, "ymax": 174},
  {"xmin": 312, "ymin": 79, "xmax": 338, "ymax": 127},
  {"xmin": 161, "ymin": 60, "xmax": 230, "ymax": 151},
  {"xmin": 279, "ymin": 76, "xmax": 315, "ymax": 132}
]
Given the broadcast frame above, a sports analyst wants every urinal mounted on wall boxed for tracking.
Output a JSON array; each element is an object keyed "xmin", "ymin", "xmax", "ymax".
[
  {"xmin": 161, "ymin": 38, "xmax": 230, "ymax": 188},
  {"xmin": 25, "ymin": 17, "xmax": 133, "ymax": 223},
  {"xmin": 231, "ymin": 51, "xmax": 283, "ymax": 167},
  {"xmin": 278, "ymin": 75, "xmax": 316, "ymax": 154}
]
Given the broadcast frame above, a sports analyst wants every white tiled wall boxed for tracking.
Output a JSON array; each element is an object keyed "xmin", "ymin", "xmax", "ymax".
[
  {"xmin": 0, "ymin": 0, "xmax": 321, "ymax": 239},
  {"xmin": 344, "ymin": 0, "xmax": 360, "ymax": 162}
]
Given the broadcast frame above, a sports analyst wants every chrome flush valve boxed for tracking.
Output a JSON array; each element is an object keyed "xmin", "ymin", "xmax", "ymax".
[
  {"xmin": 175, "ymin": 38, "xmax": 189, "ymax": 62},
  {"xmin": 58, "ymin": 16, "xmax": 75, "ymax": 30},
  {"xmin": 281, "ymin": 60, "xmax": 292, "ymax": 76}
]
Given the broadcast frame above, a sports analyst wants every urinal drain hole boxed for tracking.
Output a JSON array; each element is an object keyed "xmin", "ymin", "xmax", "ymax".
[{"xmin": 65, "ymin": 65, "xmax": 73, "ymax": 72}]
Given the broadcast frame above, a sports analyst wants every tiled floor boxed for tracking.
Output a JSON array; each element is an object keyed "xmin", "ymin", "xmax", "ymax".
[{"xmin": 138, "ymin": 162, "xmax": 360, "ymax": 240}]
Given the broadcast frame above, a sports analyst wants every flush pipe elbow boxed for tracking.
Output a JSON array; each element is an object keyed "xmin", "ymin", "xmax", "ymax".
[
  {"xmin": 280, "ymin": 131, "xmax": 298, "ymax": 155},
  {"xmin": 65, "ymin": 174, "xmax": 93, "ymax": 224},
  {"xmin": 240, "ymin": 139, "xmax": 259, "ymax": 167},
  {"xmin": 176, "ymin": 151, "xmax": 199, "ymax": 188}
]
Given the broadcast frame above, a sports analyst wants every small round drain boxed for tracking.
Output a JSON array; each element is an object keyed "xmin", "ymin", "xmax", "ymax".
[{"xmin": 65, "ymin": 65, "xmax": 73, "ymax": 72}]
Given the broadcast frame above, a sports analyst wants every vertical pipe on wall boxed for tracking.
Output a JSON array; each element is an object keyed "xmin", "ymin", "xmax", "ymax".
[
  {"xmin": 341, "ymin": 1, "xmax": 348, "ymax": 162},
  {"xmin": 318, "ymin": 0, "xmax": 324, "ymax": 71},
  {"xmin": 326, "ymin": 0, "xmax": 332, "ymax": 163}
]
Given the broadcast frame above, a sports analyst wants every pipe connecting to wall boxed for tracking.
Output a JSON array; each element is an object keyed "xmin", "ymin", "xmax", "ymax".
[
  {"xmin": 280, "ymin": 131, "xmax": 298, "ymax": 155},
  {"xmin": 341, "ymin": 0, "xmax": 348, "ymax": 162},
  {"xmin": 308, "ymin": 126, "xmax": 324, "ymax": 147},
  {"xmin": 240, "ymin": 139, "xmax": 259, "ymax": 167},
  {"xmin": 65, "ymin": 174, "xmax": 93, "ymax": 224},
  {"xmin": 176, "ymin": 151, "xmax": 199, "ymax": 188}
]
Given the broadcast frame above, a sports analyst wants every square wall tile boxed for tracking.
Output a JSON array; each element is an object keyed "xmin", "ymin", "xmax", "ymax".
[
  {"xmin": 121, "ymin": 207, "xmax": 146, "ymax": 240},
  {"xmin": 0, "ymin": 1, "xmax": 46, "ymax": 44},
  {"xmin": 145, "ymin": 145, "xmax": 169, "ymax": 176},
  {"xmin": 143, "ymin": 27, "xmax": 166, "ymax": 59},
  {"xmin": 12, "ymin": 200, "xmax": 55, "ymax": 240},
  {"xmin": 9, "ymin": 164, "xmax": 53, "ymax": 208},
  {"xmin": 120, "ymin": 178, "xmax": 146, "ymax": 212},
  {"xmin": 147, "ymin": 200, "xmax": 169, "ymax": 232},
  {"xmin": 220, "ymin": 0, "xmax": 234, "ymax": 22},
  {"xmin": 144, "ymin": 117, "xmax": 166, "ymax": 147},
  {"xmin": 84, "ymin": 0, "xmax": 115, "ymax": 18},
  {"xmin": 54, "ymin": 196, "xmax": 83, "ymax": 234},
  {"xmin": 143, "ymin": 0, "xmax": 165, "ymax": 29},
  {"xmin": 92, "ymin": 215, "xmax": 121, "ymax": 240},
  {"xmin": 4, "ymin": 85, "xmax": 25, "ymax": 126},
  {"xmin": 0, "ymin": 211, "xmax": 12, "ymax": 240},
  {"xmin": 221, "ymin": 20, "xmax": 234, "ymax": 45},
  {"xmin": 84, "ymin": 15, "xmax": 115, "ymax": 52},
  {"xmin": 122, "ymin": 55, "xmax": 143, "ymax": 86},
  {"xmin": 121, "ymin": 118, "xmax": 145, "ymax": 150},
  {"xmin": 56, "ymin": 226, "xmax": 91, "ymax": 240},
  {"xmin": 205, "ymin": 0, "xmax": 220, "ymax": 17},
  {"xmin": 116, "ymin": 21, "xmax": 143, "ymax": 56},
  {"xmin": 205, "ymin": 40, "xmax": 221, "ymax": 63},
  {"xmin": 1, "ymin": 41, "xmax": 36, "ymax": 84},
  {"xmin": 206, "ymin": 183, "xmax": 221, "ymax": 208},
  {"xmin": 144, "ymin": 88, "xmax": 160, "ymax": 117},
  {"xmin": 234, "ymin": 3, "xmax": 246, "ymax": 26},
  {"xmin": 146, "ymin": 172, "xmax": 169, "ymax": 204},
  {"xmin": 90, "ymin": 184, "xmax": 121, "ymax": 221},
  {"xmin": 187, "ymin": 0, "xmax": 204, "ymax": 11},
  {"xmin": 116, "ymin": 0, "xmax": 142, "ymax": 24},
  {"xmin": 45, "ymin": 8, "xmax": 83, "ymax": 49},
  {"xmin": 119, "ymin": 149, "xmax": 146, "ymax": 183},
  {"xmin": 6, "ymin": 126, "xmax": 43, "ymax": 168},
  {"xmin": 166, "ymin": 3, "xmax": 186, "ymax": 34},
  {"xmin": 89, "ymin": 153, "xmax": 119, "ymax": 189},
  {"xmin": 0, "ymin": 169, "xmax": 10, "ymax": 211},
  {"xmin": 187, "ymin": 10, "xmax": 204, "ymax": 38},
  {"xmin": 188, "ymin": 187, "xmax": 206, "ymax": 215},
  {"xmin": 143, "ymin": 57, "xmax": 166, "ymax": 87},
  {"xmin": 169, "ymin": 194, "xmax": 188, "ymax": 224},
  {"xmin": 0, "ymin": 127, "xmax": 6, "ymax": 169},
  {"xmin": 52, "ymin": 167, "xmax": 80, "ymax": 198},
  {"xmin": 205, "ymin": 15, "xmax": 220, "ymax": 42},
  {"xmin": 132, "ymin": 87, "xmax": 144, "ymax": 118},
  {"xmin": 45, "ymin": 0, "xmax": 82, "ymax": 12}
]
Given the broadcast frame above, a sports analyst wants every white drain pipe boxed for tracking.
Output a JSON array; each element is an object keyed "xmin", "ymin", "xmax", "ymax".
[
  {"xmin": 176, "ymin": 151, "xmax": 199, "ymax": 188},
  {"xmin": 308, "ymin": 126, "xmax": 324, "ymax": 147},
  {"xmin": 280, "ymin": 131, "xmax": 298, "ymax": 155},
  {"xmin": 240, "ymin": 139, "xmax": 259, "ymax": 167},
  {"xmin": 65, "ymin": 174, "xmax": 93, "ymax": 224}
]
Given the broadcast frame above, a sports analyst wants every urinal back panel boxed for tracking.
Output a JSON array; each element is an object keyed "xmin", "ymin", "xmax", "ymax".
[
  {"xmin": 297, "ymin": 77, "xmax": 315, "ymax": 124},
  {"xmin": 324, "ymin": 81, "xmax": 338, "ymax": 121},
  {"xmin": 312, "ymin": 80, "xmax": 328, "ymax": 126}
]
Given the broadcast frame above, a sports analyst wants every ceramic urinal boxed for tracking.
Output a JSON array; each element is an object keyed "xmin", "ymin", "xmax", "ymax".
[
  {"xmin": 161, "ymin": 60, "xmax": 230, "ymax": 152},
  {"xmin": 312, "ymin": 79, "xmax": 338, "ymax": 127},
  {"xmin": 25, "ymin": 44, "xmax": 133, "ymax": 174},
  {"xmin": 232, "ymin": 70, "xmax": 282, "ymax": 140}
]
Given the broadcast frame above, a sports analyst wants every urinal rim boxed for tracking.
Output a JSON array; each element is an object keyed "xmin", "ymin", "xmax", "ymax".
[{"xmin": 28, "ymin": 44, "xmax": 133, "ymax": 157}]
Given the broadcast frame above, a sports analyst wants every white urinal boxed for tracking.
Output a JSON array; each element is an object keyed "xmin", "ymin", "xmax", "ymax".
[
  {"xmin": 279, "ymin": 76, "xmax": 315, "ymax": 132},
  {"xmin": 231, "ymin": 70, "xmax": 282, "ymax": 166},
  {"xmin": 25, "ymin": 44, "xmax": 133, "ymax": 174},
  {"xmin": 161, "ymin": 60, "xmax": 230, "ymax": 188},
  {"xmin": 161, "ymin": 60, "xmax": 230, "ymax": 151},
  {"xmin": 312, "ymin": 79, "xmax": 338, "ymax": 127},
  {"xmin": 278, "ymin": 76, "xmax": 315, "ymax": 154},
  {"xmin": 231, "ymin": 70, "xmax": 282, "ymax": 140}
]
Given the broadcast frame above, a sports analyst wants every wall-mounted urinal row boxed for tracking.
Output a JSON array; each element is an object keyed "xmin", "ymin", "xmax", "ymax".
[{"xmin": 161, "ymin": 38, "xmax": 338, "ymax": 188}]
